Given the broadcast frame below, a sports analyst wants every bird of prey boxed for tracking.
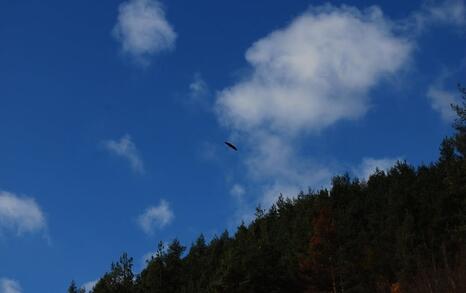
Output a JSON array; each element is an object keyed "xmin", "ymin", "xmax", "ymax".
[{"xmin": 224, "ymin": 141, "xmax": 238, "ymax": 151}]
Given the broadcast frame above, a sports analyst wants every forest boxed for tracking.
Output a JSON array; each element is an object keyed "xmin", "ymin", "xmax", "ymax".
[{"xmin": 68, "ymin": 85, "xmax": 466, "ymax": 293}]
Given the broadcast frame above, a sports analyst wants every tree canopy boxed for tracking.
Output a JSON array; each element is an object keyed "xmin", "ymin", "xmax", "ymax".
[{"xmin": 75, "ymin": 85, "xmax": 466, "ymax": 293}]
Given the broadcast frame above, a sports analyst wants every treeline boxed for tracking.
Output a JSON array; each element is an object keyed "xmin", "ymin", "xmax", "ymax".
[{"xmin": 69, "ymin": 86, "xmax": 466, "ymax": 293}]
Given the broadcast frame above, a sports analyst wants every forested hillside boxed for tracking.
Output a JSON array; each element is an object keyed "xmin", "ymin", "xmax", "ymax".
[{"xmin": 69, "ymin": 86, "xmax": 466, "ymax": 293}]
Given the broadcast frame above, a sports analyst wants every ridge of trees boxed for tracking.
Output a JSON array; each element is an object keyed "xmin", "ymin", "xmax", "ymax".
[{"xmin": 69, "ymin": 85, "xmax": 466, "ymax": 293}]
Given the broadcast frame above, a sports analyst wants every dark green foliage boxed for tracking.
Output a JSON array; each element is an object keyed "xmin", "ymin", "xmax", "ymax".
[
  {"xmin": 80, "ymin": 86, "xmax": 466, "ymax": 292},
  {"xmin": 93, "ymin": 253, "xmax": 134, "ymax": 293}
]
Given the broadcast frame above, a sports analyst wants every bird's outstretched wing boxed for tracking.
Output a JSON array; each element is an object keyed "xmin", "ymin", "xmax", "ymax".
[{"xmin": 224, "ymin": 141, "xmax": 238, "ymax": 151}]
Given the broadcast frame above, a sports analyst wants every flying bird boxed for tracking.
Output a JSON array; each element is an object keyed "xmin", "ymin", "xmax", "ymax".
[{"xmin": 224, "ymin": 141, "xmax": 238, "ymax": 151}]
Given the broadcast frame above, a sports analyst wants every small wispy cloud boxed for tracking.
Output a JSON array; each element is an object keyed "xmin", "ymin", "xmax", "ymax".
[
  {"xmin": 0, "ymin": 191, "xmax": 47, "ymax": 237},
  {"xmin": 0, "ymin": 278, "xmax": 21, "ymax": 293},
  {"xmin": 229, "ymin": 183, "xmax": 255, "ymax": 226},
  {"xmin": 230, "ymin": 184, "xmax": 245, "ymax": 200},
  {"xmin": 112, "ymin": 0, "xmax": 177, "ymax": 66},
  {"xmin": 354, "ymin": 157, "xmax": 400, "ymax": 181},
  {"xmin": 426, "ymin": 68, "xmax": 462, "ymax": 122},
  {"xmin": 410, "ymin": 0, "xmax": 466, "ymax": 32},
  {"xmin": 427, "ymin": 86, "xmax": 459, "ymax": 122},
  {"xmin": 185, "ymin": 73, "xmax": 211, "ymax": 110},
  {"xmin": 189, "ymin": 73, "xmax": 209, "ymax": 99},
  {"xmin": 82, "ymin": 280, "xmax": 97, "ymax": 293},
  {"xmin": 138, "ymin": 200, "xmax": 174, "ymax": 235},
  {"xmin": 103, "ymin": 134, "xmax": 144, "ymax": 174}
]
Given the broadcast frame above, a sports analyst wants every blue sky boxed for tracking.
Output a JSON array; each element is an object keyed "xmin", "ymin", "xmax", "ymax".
[{"xmin": 0, "ymin": 0, "xmax": 465, "ymax": 292}]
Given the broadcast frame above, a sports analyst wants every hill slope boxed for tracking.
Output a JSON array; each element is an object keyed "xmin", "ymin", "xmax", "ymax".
[{"xmin": 70, "ymin": 86, "xmax": 466, "ymax": 293}]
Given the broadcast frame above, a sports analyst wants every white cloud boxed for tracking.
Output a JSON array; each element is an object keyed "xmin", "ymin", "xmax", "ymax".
[
  {"xmin": 228, "ymin": 182, "xmax": 251, "ymax": 222},
  {"xmin": 229, "ymin": 183, "xmax": 253, "ymax": 224},
  {"xmin": 103, "ymin": 134, "xmax": 144, "ymax": 174},
  {"xmin": 410, "ymin": 0, "xmax": 466, "ymax": 31},
  {"xmin": 187, "ymin": 73, "xmax": 210, "ymax": 109},
  {"xmin": 230, "ymin": 184, "xmax": 245, "ymax": 200},
  {"xmin": 0, "ymin": 191, "xmax": 46, "ymax": 236},
  {"xmin": 215, "ymin": 5, "xmax": 412, "ymax": 218},
  {"xmin": 138, "ymin": 200, "xmax": 174, "ymax": 235},
  {"xmin": 189, "ymin": 73, "xmax": 209, "ymax": 99},
  {"xmin": 427, "ymin": 86, "xmax": 459, "ymax": 121},
  {"xmin": 426, "ymin": 67, "xmax": 462, "ymax": 122},
  {"xmin": 428, "ymin": 0, "xmax": 465, "ymax": 25},
  {"xmin": 82, "ymin": 280, "xmax": 97, "ymax": 293},
  {"xmin": 246, "ymin": 132, "xmax": 334, "ymax": 208},
  {"xmin": 113, "ymin": 0, "xmax": 176, "ymax": 65},
  {"xmin": 0, "ymin": 278, "xmax": 21, "ymax": 293},
  {"xmin": 216, "ymin": 5, "xmax": 412, "ymax": 134},
  {"xmin": 354, "ymin": 157, "xmax": 400, "ymax": 181}
]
